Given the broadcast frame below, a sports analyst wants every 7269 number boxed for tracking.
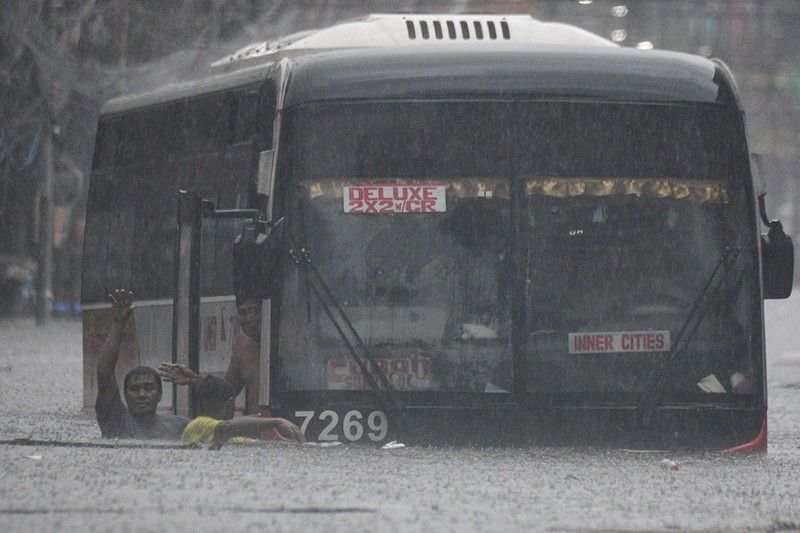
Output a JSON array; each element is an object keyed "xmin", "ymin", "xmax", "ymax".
[{"xmin": 295, "ymin": 410, "xmax": 388, "ymax": 442}]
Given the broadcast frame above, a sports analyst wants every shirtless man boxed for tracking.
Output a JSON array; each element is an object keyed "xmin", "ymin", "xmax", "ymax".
[
  {"xmin": 159, "ymin": 295, "xmax": 262, "ymax": 414},
  {"xmin": 96, "ymin": 289, "xmax": 189, "ymax": 439}
]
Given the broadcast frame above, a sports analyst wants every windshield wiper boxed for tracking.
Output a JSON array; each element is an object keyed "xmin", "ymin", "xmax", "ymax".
[
  {"xmin": 287, "ymin": 238, "xmax": 411, "ymax": 438},
  {"xmin": 637, "ymin": 245, "xmax": 741, "ymax": 427}
]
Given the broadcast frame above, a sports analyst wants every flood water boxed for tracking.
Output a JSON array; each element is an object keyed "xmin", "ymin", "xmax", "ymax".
[{"xmin": 1, "ymin": 295, "xmax": 799, "ymax": 531}]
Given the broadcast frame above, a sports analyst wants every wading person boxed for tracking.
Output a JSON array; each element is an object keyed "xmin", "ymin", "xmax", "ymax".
[
  {"xmin": 159, "ymin": 294, "xmax": 262, "ymax": 414},
  {"xmin": 95, "ymin": 289, "xmax": 189, "ymax": 439},
  {"xmin": 180, "ymin": 376, "xmax": 304, "ymax": 445}
]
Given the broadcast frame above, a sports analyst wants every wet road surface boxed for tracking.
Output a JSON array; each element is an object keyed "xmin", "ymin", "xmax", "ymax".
[{"xmin": 1, "ymin": 296, "xmax": 799, "ymax": 532}]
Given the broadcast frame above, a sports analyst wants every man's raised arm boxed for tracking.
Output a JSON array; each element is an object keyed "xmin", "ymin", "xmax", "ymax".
[{"xmin": 95, "ymin": 289, "xmax": 134, "ymax": 412}]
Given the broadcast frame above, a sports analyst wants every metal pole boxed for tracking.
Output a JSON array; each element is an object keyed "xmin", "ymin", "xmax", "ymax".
[
  {"xmin": 36, "ymin": 121, "xmax": 55, "ymax": 326},
  {"xmin": 172, "ymin": 190, "xmax": 202, "ymax": 417},
  {"xmin": 187, "ymin": 193, "xmax": 202, "ymax": 418}
]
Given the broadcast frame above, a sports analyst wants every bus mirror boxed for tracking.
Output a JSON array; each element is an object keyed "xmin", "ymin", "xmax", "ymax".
[
  {"xmin": 233, "ymin": 218, "xmax": 283, "ymax": 300},
  {"xmin": 761, "ymin": 221, "xmax": 794, "ymax": 299}
]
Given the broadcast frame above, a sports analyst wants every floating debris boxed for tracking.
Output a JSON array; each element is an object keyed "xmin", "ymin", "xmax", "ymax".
[
  {"xmin": 661, "ymin": 459, "xmax": 680, "ymax": 471},
  {"xmin": 303, "ymin": 441, "xmax": 343, "ymax": 448}
]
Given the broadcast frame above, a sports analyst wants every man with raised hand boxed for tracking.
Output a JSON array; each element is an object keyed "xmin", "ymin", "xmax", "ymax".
[{"xmin": 95, "ymin": 289, "xmax": 189, "ymax": 439}]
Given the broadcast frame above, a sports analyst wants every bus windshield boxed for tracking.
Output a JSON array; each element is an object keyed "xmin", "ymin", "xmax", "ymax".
[
  {"xmin": 275, "ymin": 100, "xmax": 759, "ymax": 403},
  {"xmin": 516, "ymin": 101, "xmax": 758, "ymax": 403},
  {"xmin": 278, "ymin": 102, "xmax": 513, "ymax": 394}
]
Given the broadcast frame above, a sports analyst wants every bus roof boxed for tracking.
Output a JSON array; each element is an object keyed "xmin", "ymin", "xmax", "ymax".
[
  {"xmin": 101, "ymin": 15, "xmax": 723, "ymax": 116},
  {"xmin": 283, "ymin": 45, "xmax": 719, "ymax": 108},
  {"xmin": 210, "ymin": 14, "xmax": 614, "ymax": 66}
]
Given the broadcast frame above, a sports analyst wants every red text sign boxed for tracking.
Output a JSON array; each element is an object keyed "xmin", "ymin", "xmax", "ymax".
[
  {"xmin": 343, "ymin": 184, "xmax": 446, "ymax": 214},
  {"xmin": 568, "ymin": 331, "xmax": 670, "ymax": 354},
  {"xmin": 327, "ymin": 356, "xmax": 433, "ymax": 390}
]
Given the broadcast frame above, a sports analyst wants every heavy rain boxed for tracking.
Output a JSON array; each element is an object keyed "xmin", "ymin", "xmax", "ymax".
[{"xmin": 1, "ymin": 1, "xmax": 799, "ymax": 531}]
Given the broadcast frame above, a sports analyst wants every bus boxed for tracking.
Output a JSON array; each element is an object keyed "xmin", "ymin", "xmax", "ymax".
[{"xmin": 82, "ymin": 14, "xmax": 794, "ymax": 450}]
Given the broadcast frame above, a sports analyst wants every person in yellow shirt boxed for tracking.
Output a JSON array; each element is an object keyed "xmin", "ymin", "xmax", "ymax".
[{"xmin": 181, "ymin": 376, "xmax": 304, "ymax": 445}]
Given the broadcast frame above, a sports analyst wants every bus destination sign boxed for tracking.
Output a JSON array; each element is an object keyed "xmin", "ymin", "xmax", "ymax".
[
  {"xmin": 343, "ymin": 183, "xmax": 446, "ymax": 214},
  {"xmin": 568, "ymin": 331, "xmax": 670, "ymax": 354},
  {"xmin": 327, "ymin": 355, "xmax": 433, "ymax": 390}
]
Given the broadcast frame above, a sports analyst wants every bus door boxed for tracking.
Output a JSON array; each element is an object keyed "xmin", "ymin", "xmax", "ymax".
[
  {"xmin": 170, "ymin": 79, "xmax": 278, "ymax": 417},
  {"xmin": 171, "ymin": 190, "xmax": 286, "ymax": 417}
]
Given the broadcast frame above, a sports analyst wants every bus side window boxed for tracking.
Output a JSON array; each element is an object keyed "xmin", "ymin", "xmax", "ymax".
[
  {"xmin": 83, "ymin": 80, "xmax": 273, "ymax": 305},
  {"xmin": 178, "ymin": 95, "xmax": 229, "ymax": 157},
  {"xmin": 256, "ymin": 79, "xmax": 277, "ymax": 149},
  {"xmin": 233, "ymin": 91, "xmax": 259, "ymax": 145},
  {"xmin": 92, "ymin": 118, "xmax": 119, "ymax": 170},
  {"xmin": 82, "ymin": 172, "xmax": 112, "ymax": 302}
]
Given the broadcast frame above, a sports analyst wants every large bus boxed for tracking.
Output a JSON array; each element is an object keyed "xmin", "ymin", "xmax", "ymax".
[{"xmin": 82, "ymin": 14, "xmax": 794, "ymax": 450}]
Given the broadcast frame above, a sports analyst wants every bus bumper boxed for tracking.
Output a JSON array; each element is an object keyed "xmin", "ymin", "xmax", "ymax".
[{"xmin": 275, "ymin": 401, "xmax": 766, "ymax": 451}]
